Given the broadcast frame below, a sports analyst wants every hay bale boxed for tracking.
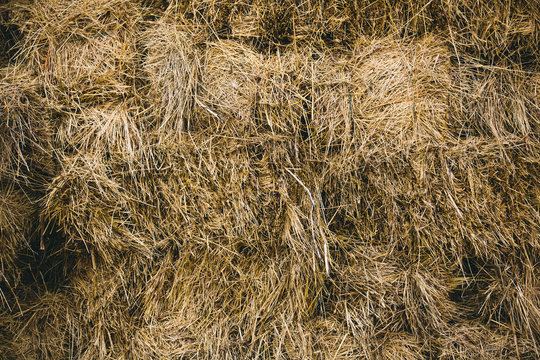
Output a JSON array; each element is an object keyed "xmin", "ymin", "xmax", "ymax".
[
  {"xmin": 0, "ymin": 66, "xmax": 52, "ymax": 182},
  {"xmin": 144, "ymin": 26, "xmax": 306, "ymax": 134},
  {"xmin": 9, "ymin": 0, "xmax": 142, "ymax": 108},
  {"xmin": 0, "ymin": 1, "xmax": 538, "ymax": 359},
  {"xmin": 55, "ymin": 102, "xmax": 143, "ymax": 156},
  {"xmin": 35, "ymin": 25, "xmax": 538, "ymax": 358},
  {"xmin": 163, "ymin": 0, "xmax": 445, "ymax": 46},
  {"xmin": 161, "ymin": 0, "xmax": 538, "ymax": 62},
  {"xmin": 45, "ymin": 152, "xmax": 154, "ymax": 263},
  {"xmin": 127, "ymin": 250, "xmax": 325, "ymax": 359},
  {"xmin": 444, "ymin": 0, "xmax": 539, "ymax": 64},
  {"xmin": 143, "ymin": 21, "xmax": 203, "ymax": 133},
  {"xmin": 457, "ymin": 64, "xmax": 539, "ymax": 140},
  {"xmin": 7, "ymin": 292, "xmax": 79, "ymax": 360},
  {"xmin": 330, "ymin": 246, "xmax": 463, "ymax": 346},
  {"xmin": 199, "ymin": 40, "xmax": 305, "ymax": 133},
  {"xmin": 310, "ymin": 36, "xmax": 455, "ymax": 156},
  {"xmin": 69, "ymin": 260, "xmax": 141, "ymax": 359},
  {"xmin": 438, "ymin": 321, "xmax": 539, "ymax": 359},
  {"xmin": 478, "ymin": 255, "xmax": 540, "ymax": 343}
]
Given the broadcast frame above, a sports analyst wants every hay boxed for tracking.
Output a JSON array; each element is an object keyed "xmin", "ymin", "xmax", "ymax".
[
  {"xmin": 460, "ymin": 65, "xmax": 539, "ymax": 139},
  {"xmin": 8, "ymin": 0, "xmax": 142, "ymax": 109},
  {"xmin": 0, "ymin": 66, "xmax": 52, "ymax": 182},
  {"xmin": 161, "ymin": 0, "xmax": 539, "ymax": 61},
  {"xmin": 438, "ymin": 321, "xmax": 539, "ymax": 359},
  {"xmin": 0, "ymin": 182, "xmax": 35, "ymax": 292},
  {"xmin": 8, "ymin": 292, "xmax": 78, "ymax": 359},
  {"xmin": 0, "ymin": 0, "xmax": 538, "ymax": 358}
]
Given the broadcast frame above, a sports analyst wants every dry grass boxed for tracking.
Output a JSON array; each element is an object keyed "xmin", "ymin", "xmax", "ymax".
[
  {"xmin": 0, "ymin": 182, "xmax": 35, "ymax": 294},
  {"xmin": 0, "ymin": 66, "xmax": 52, "ymax": 183},
  {"xmin": 0, "ymin": 0, "xmax": 538, "ymax": 359}
]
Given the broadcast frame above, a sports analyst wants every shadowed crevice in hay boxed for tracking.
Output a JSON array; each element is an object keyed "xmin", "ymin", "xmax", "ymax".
[{"xmin": 0, "ymin": 21, "xmax": 21, "ymax": 66}]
